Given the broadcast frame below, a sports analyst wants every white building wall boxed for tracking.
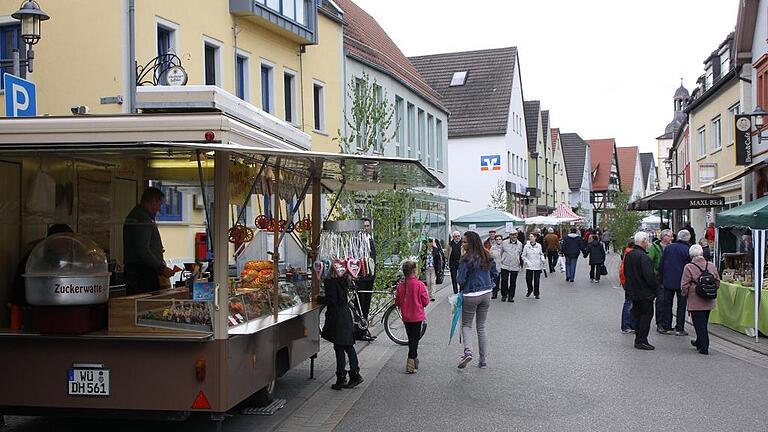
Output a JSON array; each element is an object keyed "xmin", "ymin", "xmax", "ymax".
[
  {"xmin": 569, "ymin": 151, "xmax": 593, "ymax": 227},
  {"xmin": 448, "ymin": 135, "xmax": 508, "ymax": 218},
  {"xmin": 505, "ymin": 57, "xmax": 529, "ymax": 196},
  {"xmin": 631, "ymin": 157, "xmax": 644, "ymax": 200},
  {"xmin": 344, "ymin": 59, "xmax": 449, "ymax": 191}
]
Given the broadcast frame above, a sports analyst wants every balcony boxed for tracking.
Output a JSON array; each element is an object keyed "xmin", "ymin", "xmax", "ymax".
[{"xmin": 230, "ymin": 0, "xmax": 318, "ymax": 44}]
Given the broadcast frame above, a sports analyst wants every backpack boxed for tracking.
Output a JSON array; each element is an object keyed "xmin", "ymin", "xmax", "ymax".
[{"xmin": 693, "ymin": 262, "xmax": 718, "ymax": 299}]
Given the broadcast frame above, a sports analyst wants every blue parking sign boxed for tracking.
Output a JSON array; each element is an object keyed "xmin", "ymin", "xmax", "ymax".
[{"xmin": 4, "ymin": 73, "xmax": 36, "ymax": 117}]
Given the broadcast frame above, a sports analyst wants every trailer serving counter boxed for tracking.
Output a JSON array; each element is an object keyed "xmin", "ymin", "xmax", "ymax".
[{"xmin": 0, "ymin": 87, "xmax": 443, "ymax": 426}]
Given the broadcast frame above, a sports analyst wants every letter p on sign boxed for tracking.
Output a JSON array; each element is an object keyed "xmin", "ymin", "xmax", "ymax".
[{"xmin": 4, "ymin": 73, "xmax": 36, "ymax": 117}]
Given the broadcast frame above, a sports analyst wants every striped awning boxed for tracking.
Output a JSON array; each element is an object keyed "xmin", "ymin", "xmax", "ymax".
[{"xmin": 549, "ymin": 202, "xmax": 583, "ymax": 221}]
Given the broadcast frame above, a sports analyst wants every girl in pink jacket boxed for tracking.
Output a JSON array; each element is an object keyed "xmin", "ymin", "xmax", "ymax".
[{"xmin": 395, "ymin": 260, "xmax": 430, "ymax": 374}]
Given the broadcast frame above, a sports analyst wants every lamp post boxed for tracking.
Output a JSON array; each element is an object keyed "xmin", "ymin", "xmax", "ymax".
[{"xmin": 0, "ymin": 1, "xmax": 50, "ymax": 75}]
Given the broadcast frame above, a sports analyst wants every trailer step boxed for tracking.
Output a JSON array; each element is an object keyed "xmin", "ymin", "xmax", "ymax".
[{"xmin": 241, "ymin": 399, "xmax": 286, "ymax": 416}]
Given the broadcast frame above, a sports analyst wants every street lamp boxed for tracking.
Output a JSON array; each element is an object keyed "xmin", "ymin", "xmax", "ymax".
[
  {"xmin": 1, "ymin": 1, "xmax": 50, "ymax": 74},
  {"xmin": 750, "ymin": 106, "xmax": 765, "ymax": 129}
]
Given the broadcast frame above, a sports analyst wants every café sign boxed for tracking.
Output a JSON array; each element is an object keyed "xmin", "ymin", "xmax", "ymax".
[
  {"xmin": 735, "ymin": 114, "xmax": 753, "ymax": 166},
  {"xmin": 688, "ymin": 198, "xmax": 725, "ymax": 208}
]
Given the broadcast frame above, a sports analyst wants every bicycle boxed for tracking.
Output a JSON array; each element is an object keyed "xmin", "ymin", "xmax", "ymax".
[{"xmin": 318, "ymin": 279, "xmax": 427, "ymax": 345}]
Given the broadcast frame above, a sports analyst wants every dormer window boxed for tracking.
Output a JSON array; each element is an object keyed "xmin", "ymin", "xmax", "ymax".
[
  {"xmin": 450, "ymin": 71, "xmax": 468, "ymax": 86},
  {"xmin": 720, "ymin": 50, "xmax": 730, "ymax": 74},
  {"xmin": 705, "ymin": 66, "xmax": 713, "ymax": 90}
]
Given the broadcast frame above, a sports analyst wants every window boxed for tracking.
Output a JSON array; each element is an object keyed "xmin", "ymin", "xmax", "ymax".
[
  {"xmin": 699, "ymin": 164, "xmax": 717, "ymax": 184},
  {"xmin": 417, "ymin": 109, "xmax": 425, "ymax": 161},
  {"xmin": 450, "ymin": 71, "xmax": 468, "ymax": 86},
  {"xmin": 204, "ymin": 41, "xmax": 221, "ymax": 86},
  {"xmin": 407, "ymin": 103, "xmax": 415, "ymax": 157},
  {"xmin": 354, "ymin": 78, "xmax": 365, "ymax": 150},
  {"xmin": 756, "ymin": 55, "xmax": 768, "ymax": 123},
  {"xmin": 727, "ymin": 103, "xmax": 740, "ymax": 145},
  {"xmin": 257, "ymin": 0, "xmax": 307, "ymax": 25},
  {"xmin": 313, "ymin": 81, "xmax": 325, "ymax": 132},
  {"xmin": 436, "ymin": 119, "xmax": 443, "ymax": 170},
  {"xmin": 373, "ymin": 85, "xmax": 383, "ymax": 152},
  {"xmin": 0, "ymin": 24, "xmax": 23, "ymax": 88},
  {"xmin": 284, "ymin": 71, "xmax": 296, "ymax": 123},
  {"xmin": 395, "ymin": 97, "xmax": 404, "ymax": 156},
  {"xmin": 154, "ymin": 184, "xmax": 183, "ymax": 222},
  {"xmin": 720, "ymin": 50, "xmax": 730, "ymax": 74},
  {"xmin": 427, "ymin": 114, "xmax": 435, "ymax": 167},
  {"xmin": 155, "ymin": 20, "xmax": 177, "ymax": 84},
  {"xmin": 260, "ymin": 63, "xmax": 274, "ymax": 113},
  {"xmin": 235, "ymin": 54, "xmax": 249, "ymax": 101},
  {"xmin": 698, "ymin": 127, "xmax": 706, "ymax": 157},
  {"xmin": 157, "ymin": 26, "xmax": 172, "ymax": 57},
  {"xmin": 711, "ymin": 117, "xmax": 722, "ymax": 151},
  {"xmin": 507, "ymin": 152, "xmax": 512, "ymax": 173}
]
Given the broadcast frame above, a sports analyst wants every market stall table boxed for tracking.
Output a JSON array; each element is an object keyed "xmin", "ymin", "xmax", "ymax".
[{"xmin": 708, "ymin": 281, "xmax": 768, "ymax": 336}]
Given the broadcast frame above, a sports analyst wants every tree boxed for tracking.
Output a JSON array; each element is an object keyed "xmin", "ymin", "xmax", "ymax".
[
  {"xmin": 331, "ymin": 73, "xmax": 423, "ymax": 297},
  {"xmin": 489, "ymin": 179, "xmax": 507, "ymax": 211},
  {"xmin": 336, "ymin": 72, "xmax": 396, "ymax": 155},
  {"xmin": 601, "ymin": 192, "xmax": 644, "ymax": 252}
]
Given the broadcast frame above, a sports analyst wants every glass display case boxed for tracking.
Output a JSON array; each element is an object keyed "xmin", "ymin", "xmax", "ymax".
[{"xmin": 135, "ymin": 298, "xmax": 213, "ymax": 333}]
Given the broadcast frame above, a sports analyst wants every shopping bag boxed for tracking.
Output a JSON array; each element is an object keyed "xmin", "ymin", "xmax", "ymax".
[
  {"xmin": 556, "ymin": 255, "xmax": 566, "ymax": 273},
  {"xmin": 599, "ymin": 264, "xmax": 608, "ymax": 276}
]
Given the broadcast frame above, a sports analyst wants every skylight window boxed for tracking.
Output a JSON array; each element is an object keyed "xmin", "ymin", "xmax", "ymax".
[{"xmin": 450, "ymin": 71, "xmax": 468, "ymax": 86}]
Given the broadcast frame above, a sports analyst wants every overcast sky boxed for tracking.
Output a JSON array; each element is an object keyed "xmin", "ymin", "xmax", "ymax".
[{"xmin": 353, "ymin": 0, "xmax": 739, "ymax": 157}]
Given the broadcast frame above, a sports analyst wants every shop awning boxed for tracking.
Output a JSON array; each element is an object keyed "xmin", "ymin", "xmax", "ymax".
[
  {"xmin": 452, "ymin": 208, "xmax": 524, "ymax": 225},
  {"xmin": 715, "ymin": 194, "xmax": 768, "ymax": 229},
  {"xmin": 628, "ymin": 187, "xmax": 725, "ymax": 210},
  {"xmin": 548, "ymin": 202, "xmax": 583, "ymax": 222}
]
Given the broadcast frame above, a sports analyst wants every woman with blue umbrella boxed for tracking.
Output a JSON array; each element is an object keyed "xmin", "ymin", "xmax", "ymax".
[{"xmin": 456, "ymin": 231, "xmax": 498, "ymax": 369}]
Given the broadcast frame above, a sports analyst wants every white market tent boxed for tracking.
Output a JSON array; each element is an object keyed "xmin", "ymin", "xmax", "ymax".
[{"xmin": 452, "ymin": 208, "xmax": 524, "ymax": 239}]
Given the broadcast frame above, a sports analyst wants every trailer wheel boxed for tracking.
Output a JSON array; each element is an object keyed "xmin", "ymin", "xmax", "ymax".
[{"xmin": 252, "ymin": 378, "xmax": 276, "ymax": 406}]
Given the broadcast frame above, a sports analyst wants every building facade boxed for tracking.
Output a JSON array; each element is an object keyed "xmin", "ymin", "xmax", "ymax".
[
  {"xmin": 639, "ymin": 152, "xmax": 659, "ymax": 197},
  {"xmin": 525, "ymin": 100, "xmax": 554, "ymax": 215},
  {"xmin": 338, "ymin": 0, "xmax": 449, "ymax": 239},
  {"xmin": 411, "ymin": 47, "xmax": 529, "ymax": 219},
  {"xmin": 552, "ymin": 128, "xmax": 570, "ymax": 206},
  {"xmin": 0, "ymin": 0, "xmax": 343, "ymax": 261},
  {"xmin": 616, "ymin": 146, "xmax": 645, "ymax": 201},
  {"xmin": 656, "ymin": 83, "xmax": 691, "ymax": 190},
  {"xmin": 586, "ymin": 138, "xmax": 621, "ymax": 227},
  {"xmin": 560, "ymin": 133, "xmax": 593, "ymax": 227},
  {"xmin": 687, "ymin": 33, "xmax": 746, "ymax": 236}
]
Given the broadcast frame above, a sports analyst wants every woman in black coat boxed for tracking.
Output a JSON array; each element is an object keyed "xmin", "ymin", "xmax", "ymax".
[
  {"xmin": 322, "ymin": 277, "xmax": 364, "ymax": 390},
  {"xmin": 584, "ymin": 234, "xmax": 606, "ymax": 284}
]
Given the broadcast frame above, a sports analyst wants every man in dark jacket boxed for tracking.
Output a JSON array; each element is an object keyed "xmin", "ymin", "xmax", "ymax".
[
  {"xmin": 561, "ymin": 227, "xmax": 583, "ymax": 283},
  {"xmin": 123, "ymin": 187, "xmax": 176, "ymax": 295},
  {"xmin": 623, "ymin": 231, "xmax": 660, "ymax": 350},
  {"xmin": 658, "ymin": 230, "xmax": 692, "ymax": 335}
]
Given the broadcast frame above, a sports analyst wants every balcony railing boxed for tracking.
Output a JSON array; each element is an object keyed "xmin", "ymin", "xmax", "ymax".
[{"xmin": 230, "ymin": 0, "xmax": 318, "ymax": 44}]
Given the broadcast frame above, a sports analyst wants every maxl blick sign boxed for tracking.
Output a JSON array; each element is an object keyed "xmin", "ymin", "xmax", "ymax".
[
  {"xmin": 735, "ymin": 114, "xmax": 753, "ymax": 166},
  {"xmin": 3, "ymin": 73, "xmax": 36, "ymax": 117}
]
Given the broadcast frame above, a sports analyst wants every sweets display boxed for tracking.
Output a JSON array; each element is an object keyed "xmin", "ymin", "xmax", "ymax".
[{"xmin": 227, "ymin": 260, "xmax": 305, "ymax": 327}]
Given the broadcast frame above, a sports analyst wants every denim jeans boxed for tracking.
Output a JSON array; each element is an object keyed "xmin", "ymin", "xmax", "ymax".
[
  {"xmin": 565, "ymin": 257, "xmax": 578, "ymax": 281},
  {"xmin": 621, "ymin": 299, "xmax": 634, "ymax": 331},
  {"xmin": 461, "ymin": 292, "xmax": 491, "ymax": 361},
  {"xmin": 662, "ymin": 288, "xmax": 687, "ymax": 331}
]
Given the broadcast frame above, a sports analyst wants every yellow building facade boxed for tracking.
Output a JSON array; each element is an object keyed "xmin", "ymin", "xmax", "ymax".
[{"xmin": 0, "ymin": 0, "xmax": 343, "ymax": 260}]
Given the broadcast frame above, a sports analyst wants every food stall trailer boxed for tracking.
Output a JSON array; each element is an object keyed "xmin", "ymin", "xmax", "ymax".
[{"xmin": 0, "ymin": 87, "xmax": 443, "ymax": 426}]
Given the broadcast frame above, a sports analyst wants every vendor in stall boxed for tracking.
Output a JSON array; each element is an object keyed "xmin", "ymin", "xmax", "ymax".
[{"xmin": 123, "ymin": 187, "xmax": 175, "ymax": 295}]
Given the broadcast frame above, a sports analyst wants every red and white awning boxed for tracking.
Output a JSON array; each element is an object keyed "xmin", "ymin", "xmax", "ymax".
[{"xmin": 549, "ymin": 202, "xmax": 583, "ymax": 222}]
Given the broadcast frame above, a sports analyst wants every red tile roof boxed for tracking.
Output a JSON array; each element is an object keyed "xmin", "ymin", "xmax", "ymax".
[
  {"xmin": 616, "ymin": 146, "xmax": 639, "ymax": 194},
  {"xmin": 336, "ymin": 0, "xmax": 446, "ymax": 112},
  {"xmin": 586, "ymin": 138, "xmax": 617, "ymax": 191}
]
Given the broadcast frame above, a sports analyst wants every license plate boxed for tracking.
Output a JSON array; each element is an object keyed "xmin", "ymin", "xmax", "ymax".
[{"xmin": 68, "ymin": 368, "xmax": 110, "ymax": 396}]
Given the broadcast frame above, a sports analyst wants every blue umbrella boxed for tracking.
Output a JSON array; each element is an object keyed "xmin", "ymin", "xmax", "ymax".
[{"xmin": 448, "ymin": 293, "xmax": 463, "ymax": 345}]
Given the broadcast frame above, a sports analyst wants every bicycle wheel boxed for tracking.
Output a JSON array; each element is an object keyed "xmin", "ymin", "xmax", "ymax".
[{"xmin": 383, "ymin": 304, "xmax": 409, "ymax": 345}]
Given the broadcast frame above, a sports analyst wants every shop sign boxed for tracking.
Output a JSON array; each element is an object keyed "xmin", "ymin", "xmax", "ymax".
[
  {"xmin": 688, "ymin": 198, "xmax": 725, "ymax": 208},
  {"xmin": 735, "ymin": 114, "xmax": 753, "ymax": 166},
  {"xmin": 163, "ymin": 66, "xmax": 188, "ymax": 86}
]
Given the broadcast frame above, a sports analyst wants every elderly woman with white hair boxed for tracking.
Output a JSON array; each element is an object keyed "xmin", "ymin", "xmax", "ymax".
[
  {"xmin": 447, "ymin": 231, "xmax": 463, "ymax": 294},
  {"xmin": 680, "ymin": 244, "xmax": 720, "ymax": 355}
]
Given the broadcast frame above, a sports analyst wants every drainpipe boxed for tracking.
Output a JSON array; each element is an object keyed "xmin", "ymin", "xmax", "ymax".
[{"xmin": 128, "ymin": 0, "xmax": 136, "ymax": 113}]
